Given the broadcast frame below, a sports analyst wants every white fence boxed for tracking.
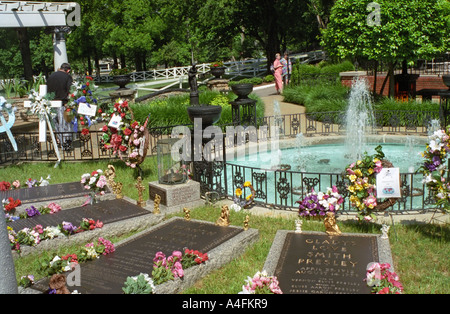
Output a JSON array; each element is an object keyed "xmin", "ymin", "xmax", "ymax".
[{"xmin": 94, "ymin": 51, "xmax": 327, "ymax": 84}]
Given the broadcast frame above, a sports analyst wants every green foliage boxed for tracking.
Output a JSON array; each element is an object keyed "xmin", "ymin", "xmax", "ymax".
[
  {"xmin": 122, "ymin": 274, "xmax": 154, "ymax": 294},
  {"xmin": 290, "ymin": 61, "xmax": 354, "ymax": 86},
  {"xmin": 131, "ymin": 91, "xmax": 265, "ymax": 128},
  {"xmin": 263, "ymin": 75, "xmax": 274, "ymax": 83},
  {"xmin": 322, "ymin": 0, "xmax": 448, "ymax": 62}
]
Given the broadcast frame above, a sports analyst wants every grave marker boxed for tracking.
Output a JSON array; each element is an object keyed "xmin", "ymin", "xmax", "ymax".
[
  {"xmin": 30, "ymin": 218, "xmax": 259, "ymax": 294},
  {"xmin": 264, "ymin": 231, "xmax": 394, "ymax": 294}
]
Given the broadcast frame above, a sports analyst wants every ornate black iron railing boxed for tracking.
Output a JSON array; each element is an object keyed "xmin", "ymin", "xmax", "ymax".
[{"xmin": 0, "ymin": 110, "xmax": 440, "ymax": 212}]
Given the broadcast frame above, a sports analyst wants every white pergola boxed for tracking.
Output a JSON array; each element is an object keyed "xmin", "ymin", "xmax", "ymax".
[{"xmin": 0, "ymin": 1, "xmax": 80, "ymax": 71}]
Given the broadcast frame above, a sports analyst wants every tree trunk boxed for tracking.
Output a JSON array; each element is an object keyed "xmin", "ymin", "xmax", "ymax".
[
  {"xmin": 373, "ymin": 61, "xmax": 378, "ymax": 95},
  {"xmin": 388, "ymin": 62, "xmax": 395, "ymax": 98},
  {"xmin": 16, "ymin": 28, "xmax": 33, "ymax": 81}
]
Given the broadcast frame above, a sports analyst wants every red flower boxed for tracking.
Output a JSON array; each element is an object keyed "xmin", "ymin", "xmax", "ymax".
[
  {"xmin": 81, "ymin": 128, "xmax": 90, "ymax": 136},
  {"xmin": 98, "ymin": 109, "xmax": 102, "ymax": 114},
  {"xmin": 86, "ymin": 82, "xmax": 90, "ymax": 86},
  {"xmin": 102, "ymin": 125, "xmax": 108, "ymax": 132},
  {"xmin": 123, "ymin": 128, "xmax": 132, "ymax": 136},
  {"xmin": 131, "ymin": 121, "xmax": 139, "ymax": 129},
  {"xmin": 83, "ymin": 90, "xmax": 87, "ymax": 94},
  {"xmin": 119, "ymin": 145, "xmax": 127, "ymax": 152},
  {"xmin": 0, "ymin": 181, "xmax": 11, "ymax": 191}
]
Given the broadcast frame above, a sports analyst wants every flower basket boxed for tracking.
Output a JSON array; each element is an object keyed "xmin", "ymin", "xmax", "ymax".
[{"xmin": 113, "ymin": 75, "xmax": 131, "ymax": 90}]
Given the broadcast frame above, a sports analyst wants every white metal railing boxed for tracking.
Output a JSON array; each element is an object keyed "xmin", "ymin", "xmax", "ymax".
[{"xmin": 93, "ymin": 52, "xmax": 320, "ymax": 85}]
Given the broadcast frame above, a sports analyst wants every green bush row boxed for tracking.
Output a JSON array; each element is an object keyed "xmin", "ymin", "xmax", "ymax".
[
  {"xmin": 130, "ymin": 90, "xmax": 265, "ymax": 129},
  {"xmin": 283, "ymin": 83, "xmax": 439, "ymax": 127},
  {"xmin": 291, "ymin": 61, "xmax": 355, "ymax": 86}
]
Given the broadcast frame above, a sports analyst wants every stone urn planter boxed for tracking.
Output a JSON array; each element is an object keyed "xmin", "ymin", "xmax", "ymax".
[
  {"xmin": 187, "ymin": 105, "xmax": 222, "ymax": 129},
  {"xmin": 113, "ymin": 74, "xmax": 131, "ymax": 90},
  {"xmin": 443, "ymin": 74, "xmax": 450, "ymax": 90},
  {"xmin": 210, "ymin": 66, "xmax": 226, "ymax": 79},
  {"xmin": 231, "ymin": 83, "xmax": 253, "ymax": 100}
]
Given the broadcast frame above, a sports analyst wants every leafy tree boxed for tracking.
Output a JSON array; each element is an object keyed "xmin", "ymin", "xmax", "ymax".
[{"xmin": 321, "ymin": 0, "xmax": 449, "ymax": 96}]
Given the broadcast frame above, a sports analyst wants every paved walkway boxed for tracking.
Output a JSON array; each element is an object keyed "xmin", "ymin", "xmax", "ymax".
[{"xmin": 254, "ymin": 84, "xmax": 305, "ymax": 117}]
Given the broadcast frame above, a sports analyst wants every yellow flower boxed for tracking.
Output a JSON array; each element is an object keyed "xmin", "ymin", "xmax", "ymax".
[
  {"xmin": 368, "ymin": 168, "xmax": 374, "ymax": 175},
  {"xmin": 246, "ymin": 194, "xmax": 253, "ymax": 201},
  {"xmin": 354, "ymin": 169, "xmax": 362, "ymax": 177},
  {"xmin": 244, "ymin": 181, "xmax": 252, "ymax": 187},
  {"xmin": 235, "ymin": 188, "xmax": 242, "ymax": 197},
  {"xmin": 348, "ymin": 185, "xmax": 355, "ymax": 193},
  {"xmin": 349, "ymin": 175, "xmax": 357, "ymax": 182},
  {"xmin": 373, "ymin": 158, "xmax": 380, "ymax": 163},
  {"xmin": 357, "ymin": 160, "xmax": 362, "ymax": 165}
]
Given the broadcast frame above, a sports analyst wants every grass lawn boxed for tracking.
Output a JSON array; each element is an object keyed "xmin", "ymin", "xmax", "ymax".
[{"xmin": 2, "ymin": 160, "xmax": 449, "ymax": 294}]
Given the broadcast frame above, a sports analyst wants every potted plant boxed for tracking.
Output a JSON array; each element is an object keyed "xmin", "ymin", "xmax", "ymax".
[
  {"xmin": 110, "ymin": 68, "xmax": 131, "ymax": 90},
  {"xmin": 210, "ymin": 61, "xmax": 226, "ymax": 79},
  {"xmin": 443, "ymin": 74, "xmax": 450, "ymax": 90}
]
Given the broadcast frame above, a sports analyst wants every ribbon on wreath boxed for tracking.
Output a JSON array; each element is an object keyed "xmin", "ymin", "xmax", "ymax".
[
  {"xmin": 0, "ymin": 96, "xmax": 18, "ymax": 152},
  {"xmin": 24, "ymin": 86, "xmax": 63, "ymax": 168}
]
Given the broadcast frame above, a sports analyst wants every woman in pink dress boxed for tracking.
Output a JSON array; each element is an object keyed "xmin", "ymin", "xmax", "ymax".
[{"xmin": 273, "ymin": 53, "xmax": 283, "ymax": 94}]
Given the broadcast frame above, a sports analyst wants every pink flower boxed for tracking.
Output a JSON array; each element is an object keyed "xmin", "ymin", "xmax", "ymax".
[
  {"xmin": 48, "ymin": 202, "xmax": 62, "ymax": 214},
  {"xmin": 12, "ymin": 180, "xmax": 21, "ymax": 189}
]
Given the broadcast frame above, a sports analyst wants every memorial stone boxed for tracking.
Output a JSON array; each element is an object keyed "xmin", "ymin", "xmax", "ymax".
[
  {"xmin": 264, "ymin": 231, "xmax": 394, "ymax": 294},
  {"xmin": 8, "ymin": 199, "xmax": 149, "ymax": 231},
  {"xmin": 0, "ymin": 182, "xmax": 109, "ymax": 205},
  {"xmin": 30, "ymin": 218, "xmax": 258, "ymax": 294}
]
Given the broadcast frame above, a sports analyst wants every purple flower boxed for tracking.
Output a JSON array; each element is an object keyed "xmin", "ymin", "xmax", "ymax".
[
  {"xmin": 62, "ymin": 221, "xmax": 76, "ymax": 235},
  {"xmin": 26, "ymin": 206, "xmax": 41, "ymax": 218}
]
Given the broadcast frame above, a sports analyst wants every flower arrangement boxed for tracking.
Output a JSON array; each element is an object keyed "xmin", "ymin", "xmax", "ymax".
[
  {"xmin": 9, "ymin": 217, "xmax": 104, "ymax": 250},
  {"xmin": 18, "ymin": 275, "xmax": 35, "ymax": 288},
  {"xmin": 345, "ymin": 145, "xmax": 385, "ymax": 221},
  {"xmin": 151, "ymin": 249, "xmax": 208, "ymax": 286},
  {"xmin": 122, "ymin": 273, "xmax": 155, "ymax": 294},
  {"xmin": 420, "ymin": 128, "xmax": 450, "ymax": 211},
  {"xmin": 66, "ymin": 76, "xmax": 99, "ymax": 131},
  {"xmin": 234, "ymin": 181, "xmax": 256, "ymax": 209},
  {"xmin": 0, "ymin": 181, "xmax": 11, "ymax": 191},
  {"xmin": 24, "ymin": 175, "xmax": 51, "ymax": 188},
  {"xmin": 210, "ymin": 61, "xmax": 224, "ymax": 68},
  {"xmin": 80, "ymin": 169, "xmax": 108, "ymax": 196},
  {"xmin": 181, "ymin": 248, "xmax": 209, "ymax": 268},
  {"xmin": 239, "ymin": 270, "xmax": 283, "ymax": 294},
  {"xmin": 27, "ymin": 89, "xmax": 55, "ymax": 117},
  {"xmin": 39, "ymin": 237, "xmax": 115, "ymax": 277},
  {"xmin": 297, "ymin": 186, "xmax": 344, "ymax": 218},
  {"xmin": 365, "ymin": 262, "xmax": 404, "ymax": 294},
  {"xmin": 2, "ymin": 197, "xmax": 21, "ymax": 213},
  {"xmin": 100, "ymin": 100, "xmax": 149, "ymax": 168}
]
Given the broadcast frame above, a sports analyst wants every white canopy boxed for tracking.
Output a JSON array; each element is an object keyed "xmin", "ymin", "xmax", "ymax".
[{"xmin": 0, "ymin": 1, "xmax": 79, "ymax": 27}]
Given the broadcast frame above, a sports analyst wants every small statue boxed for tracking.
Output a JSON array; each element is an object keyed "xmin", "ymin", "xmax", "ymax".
[
  {"xmin": 243, "ymin": 215, "xmax": 250, "ymax": 231},
  {"xmin": 324, "ymin": 212, "xmax": 342, "ymax": 236},
  {"xmin": 381, "ymin": 224, "xmax": 390, "ymax": 239},
  {"xmin": 115, "ymin": 182, "xmax": 124, "ymax": 199},
  {"xmin": 183, "ymin": 207, "xmax": 191, "ymax": 221},
  {"xmin": 153, "ymin": 194, "xmax": 161, "ymax": 214},
  {"xmin": 216, "ymin": 205, "xmax": 230, "ymax": 227},
  {"xmin": 188, "ymin": 63, "xmax": 198, "ymax": 94},
  {"xmin": 295, "ymin": 219, "xmax": 303, "ymax": 234},
  {"xmin": 48, "ymin": 274, "xmax": 70, "ymax": 294},
  {"xmin": 105, "ymin": 164, "xmax": 116, "ymax": 187},
  {"xmin": 135, "ymin": 177, "xmax": 145, "ymax": 208}
]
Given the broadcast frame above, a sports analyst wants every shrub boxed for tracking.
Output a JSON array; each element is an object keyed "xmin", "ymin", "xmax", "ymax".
[
  {"xmin": 264, "ymin": 75, "xmax": 274, "ymax": 83},
  {"xmin": 130, "ymin": 90, "xmax": 265, "ymax": 129}
]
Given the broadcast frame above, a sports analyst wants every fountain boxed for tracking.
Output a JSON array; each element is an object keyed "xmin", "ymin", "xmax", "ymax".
[{"xmin": 344, "ymin": 77, "xmax": 375, "ymax": 160}]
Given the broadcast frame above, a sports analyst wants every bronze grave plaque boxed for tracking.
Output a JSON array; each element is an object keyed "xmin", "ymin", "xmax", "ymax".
[
  {"xmin": 0, "ymin": 182, "xmax": 106, "ymax": 204},
  {"xmin": 274, "ymin": 233, "xmax": 379, "ymax": 294},
  {"xmin": 7, "ymin": 199, "xmax": 149, "ymax": 231},
  {"xmin": 32, "ymin": 218, "xmax": 244, "ymax": 294}
]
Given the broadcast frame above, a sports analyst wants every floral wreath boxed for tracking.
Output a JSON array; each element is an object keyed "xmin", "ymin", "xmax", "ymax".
[
  {"xmin": 345, "ymin": 145, "xmax": 385, "ymax": 221},
  {"xmin": 65, "ymin": 76, "xmax": 99, "ymax": 133},
  {"xmin": 234, "ymin": 181, "xmax": 256, "ymax": 209},
  {"xmin": 297, "ymin": 185, "xmax": 344, "ymax": 218},
  {"xmin": 420, "ymin": 127, "xmax": 450, "ymax": 211},
  {"xmin": 99, "ymin": 99, "xmax": 149, "ymax": 168}
]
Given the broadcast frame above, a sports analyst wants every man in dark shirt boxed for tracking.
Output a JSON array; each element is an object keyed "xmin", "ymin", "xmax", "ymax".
[
  {"xmin": 47, "ymin": 63, "xmax": 74, "ymax": 149},
  {"xmin": 47, "ymin": 63, "xmax": 73, "ymax": 104}
]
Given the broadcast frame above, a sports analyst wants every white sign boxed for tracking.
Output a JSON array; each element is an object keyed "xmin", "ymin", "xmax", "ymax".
[
  {"xmin": 77, "ymin": 102, "xmax": 97, "ymax": 117},
  {"xmin": 376, "ymin": 168, "xmax": 401, "ymax": 199},
  {"xmin": 108, "ymin": 114, "xmax": 122, "ymax": 129}
]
